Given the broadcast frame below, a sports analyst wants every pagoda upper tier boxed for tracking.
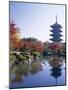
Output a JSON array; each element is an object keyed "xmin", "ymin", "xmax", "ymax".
[{"xmin": 49, "ymin": 16, "xmax": 63, "ymax": 42}]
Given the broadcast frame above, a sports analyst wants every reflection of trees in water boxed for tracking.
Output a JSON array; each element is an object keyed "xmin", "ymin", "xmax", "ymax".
[
  {"xmin": 10, "ymin": 56, "xmax": 65, "ymax": 85},
  {"xmin": 49, "ymin": 56, "xmax": 63, "ymax": 67},
  {"xmin": 44, "ymin": 55, "xmax": 66, "ymax": 63},
  {"xmin": 49, "ymin": 56, "xmax": 63, "ymax": 85},
  {"xmin": 11, "ymin": 64, "xmax": 28, "ymax": 83},
  {"xmin": 11, "ymin": 61, "xmax": 43, "ymax": 83},
  {"xmin": 29, "ymin": 61, "xmax": 43, "ymax": 75}
]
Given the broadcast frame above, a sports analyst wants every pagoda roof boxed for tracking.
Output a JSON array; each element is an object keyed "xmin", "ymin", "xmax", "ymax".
[
  {"xmin": 49, "ymin": 38, "xmax": 63, "ymax": 42},
  {"xmin": 10, "ymin": 21, "xmax": 16, "ymax": 27},
  {"xmin": 50, "ymin": 30, "xmax": 62, "ymax": 32},
  {"xmin": 50, "ymin": 34, "xmax": 63, "ymax": 37},
  {"xmin": 50, "ymin": 22, "xmax": 62, "ymax": 28}
]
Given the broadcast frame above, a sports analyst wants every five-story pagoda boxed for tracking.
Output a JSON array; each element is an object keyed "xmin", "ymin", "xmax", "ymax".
[{"xmin": 50, "ymin": 16, "xmax": 63, "ymax": 42}]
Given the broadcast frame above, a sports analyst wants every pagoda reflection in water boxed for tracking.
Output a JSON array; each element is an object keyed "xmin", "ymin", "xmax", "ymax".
[{"xmin": 50, "ymin": 56, "xmax": 63, "ymax": 85}]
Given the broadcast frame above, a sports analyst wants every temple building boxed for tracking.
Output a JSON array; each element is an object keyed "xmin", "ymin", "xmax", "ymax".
[{"xmin": 50, "ymin": 16, "xmax": 63, "ymax": 42}]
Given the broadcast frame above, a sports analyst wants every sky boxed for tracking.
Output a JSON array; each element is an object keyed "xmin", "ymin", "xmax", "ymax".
[{"xmin": 9, "ymin": 1, "xmax": 65, "ymax": 42}]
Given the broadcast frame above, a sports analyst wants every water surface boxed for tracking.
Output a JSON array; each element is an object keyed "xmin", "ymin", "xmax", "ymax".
[{"xmin": 10, "ymin": 56, "xmax": 66, "ymax": 88}]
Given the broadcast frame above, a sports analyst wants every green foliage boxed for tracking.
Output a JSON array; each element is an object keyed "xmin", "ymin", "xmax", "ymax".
[
  {"xmin": 31, "ymin": 51, "xmax": 39, "ymax": 57},
  {"xmin": 19, "ymin": 47, "xmax": 27, "ymax": 52},
  {"xmin": 10, "ymin": 54, "xmax": 16, "ymax": 61},
  {"xmin": 19, "ymin": 54, "xmax": 27, "ymax": 61},
  {"xmin": 44, "ymin": 47, "xmax": 52, "ymax": 52},
  {"xmin": 25, "ymin": 55, "xmax": 30, "ymax": 59}
]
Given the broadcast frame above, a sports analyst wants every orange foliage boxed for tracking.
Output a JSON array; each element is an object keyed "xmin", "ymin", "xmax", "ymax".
[
  {"xmin": 10, "ymin": 21, "xmax": 21, "ymax": 49},
  {"xmin": 19, "ymin": 39, "xmax": 44, "ymax": 52}
]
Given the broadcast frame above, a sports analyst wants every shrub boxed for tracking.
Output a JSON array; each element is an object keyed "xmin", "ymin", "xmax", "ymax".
[
  {"xmin": 9, "ymin": 54, "xmax": 16, "ymax": 61},
  {"xmin": 31, "ymin": 51, "xmax": 39, "ymax": 57},
  {"xmin": 19, "ymin": 54, "xmax": 27, "ymax": 62},
  {"xmin": 25, "ymin": 55, "xmax": 29, "ymax": 59}
]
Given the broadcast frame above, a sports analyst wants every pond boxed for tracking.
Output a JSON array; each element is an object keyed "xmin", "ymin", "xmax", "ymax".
[{"xmin": 9, "ymin": 56, "xmax": 66, "ymax": 89}]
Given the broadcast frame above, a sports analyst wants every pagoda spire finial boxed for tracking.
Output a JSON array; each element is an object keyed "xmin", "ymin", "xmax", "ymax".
[{"xmin": 56, "ymin": 15, "xmax": 57, "ymax": 23}]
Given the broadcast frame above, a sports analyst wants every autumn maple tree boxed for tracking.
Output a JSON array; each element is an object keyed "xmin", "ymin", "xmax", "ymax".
[
  {"xmin": 49, "ymin": 42, "xmax": 64, "ymax": 52},
  {"xmin": 10, "ymin": 21, "xmax": 21, "ymax": 49},
  {"xmin": 19, "ymin": 38, "xmax": 44, "ymax": 52}
]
